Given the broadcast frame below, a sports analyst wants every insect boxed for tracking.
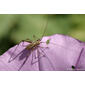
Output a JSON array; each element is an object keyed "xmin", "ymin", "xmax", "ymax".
[{"xmin": 8, "ymin": 15, "xmax": 54, "ymax": 71}]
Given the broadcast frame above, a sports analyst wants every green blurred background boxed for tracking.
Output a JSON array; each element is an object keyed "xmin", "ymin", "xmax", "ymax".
[{"xmin": 0, "ymin": 14, "xmax": 85, "ymax": 55}]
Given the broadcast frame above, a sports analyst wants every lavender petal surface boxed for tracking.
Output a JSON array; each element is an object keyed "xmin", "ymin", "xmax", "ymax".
[{"xmin": 0, "ymin": 34, "xmax": 85, "ymax": 71}]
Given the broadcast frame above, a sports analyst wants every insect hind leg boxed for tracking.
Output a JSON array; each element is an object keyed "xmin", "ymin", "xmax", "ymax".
[
  {"xmin": 8, "ymin": 39, "xmax": 30, "ymax": 63},
  {"xmin": 38, "ymin": 47, "xmax": 55, "ymax": 70},
  {"xmin": 18, "ymin": 56, "xmax": 29, "ymax": 71},
  {"xmin": 18, "ymin": 50, "xmax": 31, "ymax": 71},
  {"xmin": 31, "ymin": 49, "xmax": 38, "ymax": 65},
  {"xmin": 8, "ymin": 41, "xmax": 22, "ymax": 63}
]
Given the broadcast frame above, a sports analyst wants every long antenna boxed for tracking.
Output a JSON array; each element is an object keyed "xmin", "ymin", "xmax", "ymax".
[{"xmin": 41, "ymin": 15, "xmax": 49, "ymax": 38}]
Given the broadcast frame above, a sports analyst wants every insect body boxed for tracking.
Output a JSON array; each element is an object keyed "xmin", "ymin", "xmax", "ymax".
[
  {"xmin": 8, "ymin": 15, "xmax": 51, "ymax": 70},
  {"xmin": 26, "ymin": 39, "xmax": 41, "ymax": 50}
]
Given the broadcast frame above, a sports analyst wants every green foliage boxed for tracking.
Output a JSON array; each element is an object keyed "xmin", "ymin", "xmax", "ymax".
[{"xmin": 0, "ymin": 14, "xmax": 85, "ymax": 55}]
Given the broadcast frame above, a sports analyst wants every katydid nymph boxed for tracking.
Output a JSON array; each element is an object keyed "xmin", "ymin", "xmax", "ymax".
[{"xmin": 8, "ymin": 15, "xmax": 51, "ymax": 70}]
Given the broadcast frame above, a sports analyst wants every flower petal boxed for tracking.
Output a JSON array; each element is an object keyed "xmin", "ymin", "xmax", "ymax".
[
  {"xmin": 0, "ymin": 34, "xmax": 84, "ymax": 71},
  {"xmin": 39, "ymin": 34, "xmax": 84, "ymax": 70},
  {"xmin": 0, "ymin": 42, "xmax": 39, "ymax": 71}
]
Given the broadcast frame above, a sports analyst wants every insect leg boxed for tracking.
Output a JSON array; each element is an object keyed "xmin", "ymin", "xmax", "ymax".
[
  {"xmin": 18, "ymin": 57, "xmax": 28, "ymax": 71},
  {"xmin": 38, "ymin": 47, "xmax": 55, "ymax": 70},
  {"xmin": 8, "ymin": 39, "xmax": 30, "ymax": 62},
  {"xmin": 8, "ymin": 39, "xmax": 29, "ymax": 63},
  {"xmin": 8, "ymin": 49, "xmax": 25, "ymax": 63},
  {"xmin": 37, "ymin": 48, "xmax": 54, "ymax": 71},
  {"xmin": 8, "ymin": 42, "xmax": 22, "ymax": 63},
  {"xmin": 30, "ymin": 47, "xmax": 50, "ymax": 67},
  {"xmin": 31, "ymin": 48, "xmax": 42, "ymax": 65},
  {"xmin": 18, "ymin": 50, "xmax": 31, "ymax": 71},
  {"xmin": 10, "ymin": 39, "xmax": 31, "ymax": 60},
  {"xmin": 31, "ymin": 50, "xmax": 34, "ymax": 65},
  {"xmin": 31, "ymin": 49, "xmax": 38, "ymax": 65},
  {"xmin": 37, "ymin": 48, "xmax": 45, "ymax": 59},
  {"xmin": 38, "ymin": 46, "xmax": 49, "ymax": 50}
]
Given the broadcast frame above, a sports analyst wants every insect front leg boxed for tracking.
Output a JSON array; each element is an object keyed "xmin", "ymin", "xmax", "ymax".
[
  {"xmin": 38, "ymin": 46, "xmax": 49, "ymax": 50},
  {"xmin": 38, "ymin": 47, "xmax": 55, "ymax": 70},
  {"xmin": 31, "ymin": 48, "xmax": 41, "ymax": 65}
]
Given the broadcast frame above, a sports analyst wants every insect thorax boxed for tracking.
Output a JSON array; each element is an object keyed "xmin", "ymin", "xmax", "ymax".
[{"xmin": 26, "ymin": 40, "xmax": 41, "ymax": 50}]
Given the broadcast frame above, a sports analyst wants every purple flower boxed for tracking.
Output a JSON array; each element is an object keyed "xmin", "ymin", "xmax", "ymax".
[{"xmin": 0, "ymin": 34, "xmax": 85, "ymax": 71}]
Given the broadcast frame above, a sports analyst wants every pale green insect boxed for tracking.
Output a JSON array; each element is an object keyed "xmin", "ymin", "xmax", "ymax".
[
  {"xmin": 46, "ymin": 39, "xmax": 50, "ymax": 45},
  {"xmin": 8, "ymin": 15, "xmax": 51, "ymax": 70},
  {"xmin": 26, "ymin": 40, "xmax": 41, "ymax": 50},
  {"xmin": 23, "ymin": 15, "xmax": 50, "ymax": 50}
]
